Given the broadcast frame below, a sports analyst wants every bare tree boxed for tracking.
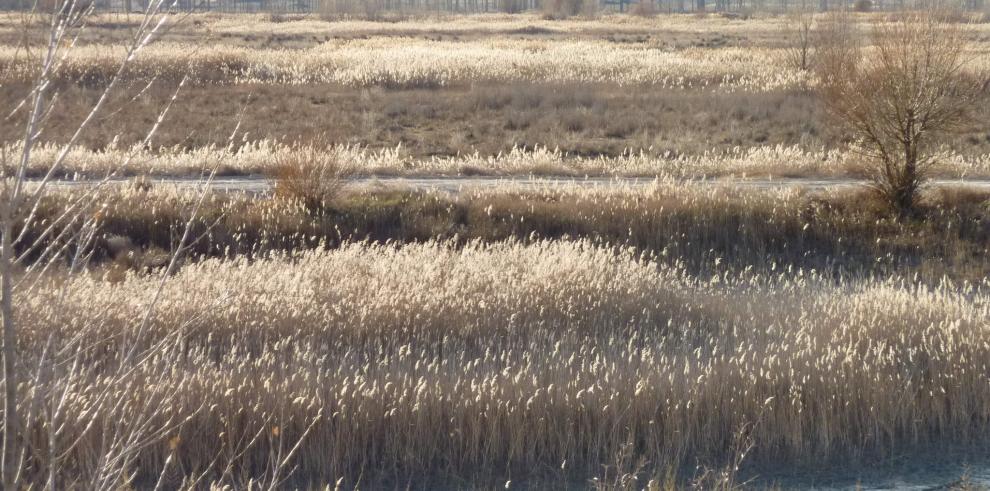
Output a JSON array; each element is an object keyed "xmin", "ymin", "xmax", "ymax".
[
  {"xmin": 0, "ymin": 3, "xmax": 326, "ymax": 488},
  {"xmin": 0, "ymin": 0, "xmax": 184, "ymax": 486},
  {"xmin": 817, "ymin": 12, "xmax": 986, "ymax": 213},
  {"xmin": 782, "ymin": 10, "xmax": 816, "ymax": 71}
]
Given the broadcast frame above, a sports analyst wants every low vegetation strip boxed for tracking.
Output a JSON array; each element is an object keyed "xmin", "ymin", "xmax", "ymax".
[
  {"xmin": 0, "ymin": 39, "xmax": 807, "ymax": 89},
  {"xmin": 4, "ymin": 13, "xmax": 990, "ymax": 91},
  {"xmin": 0, "ymin": 12, "xmax": 792, "ymax": 42},
  {"xmin": 23, "ymin": 183, "xmax": 989, "ymax": 282},
  {"xmin": 20, "ymin": 239, "xmax": 990, "ymax": 487},
  {"xmin": 13, "ymin": 141, "xmax": 990, "ymax": 178}
]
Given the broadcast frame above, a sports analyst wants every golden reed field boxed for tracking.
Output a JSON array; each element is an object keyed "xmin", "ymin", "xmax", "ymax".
[{"xmin": 1, "ymin": 7, "xmax": 990, "ymax": 490}]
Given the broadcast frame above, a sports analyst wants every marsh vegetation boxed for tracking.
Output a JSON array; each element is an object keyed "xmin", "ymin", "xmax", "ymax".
[{"xmin": 1, "ymin": 7, "xmax": 989, "ymax": 489}]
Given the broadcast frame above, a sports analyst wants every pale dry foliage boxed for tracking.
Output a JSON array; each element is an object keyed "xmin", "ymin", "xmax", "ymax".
[
  {"xmin": 818, "ymin": 12, "xmax": 987, "ymax": 212},
  {"xmin": 0, "ymin": 12, "xmax": 811, "ymax": 39},
  {"xmin": 9, "ymin": 238, "xmax": 990, "ymax": 486},
  {"xmin": 4, "ymin": 12, "xmax": 990, "ymax": 92},
  {"xmin": 0, "ymin": 38, "xmax": 811, "ymax": 90},
  {"xmin": 13, "ymin": 140, "xmax": 990, "ymax": 179}
]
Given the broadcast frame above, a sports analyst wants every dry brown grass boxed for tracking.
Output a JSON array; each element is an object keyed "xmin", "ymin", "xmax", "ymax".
[
  {"xmin": 0, "ymin": 82, "xmax": 839, "ymax": 158},
  {"xmin": 5, "ymin": 14, "xmax": 990, "ymax": 92},
  {"xmin": 0, "ymin": 12, "xmax": 807, "ymax": 47},
  {"xmin": 6, "ymin": 81, "xmax": 990, "ymax": 164}
]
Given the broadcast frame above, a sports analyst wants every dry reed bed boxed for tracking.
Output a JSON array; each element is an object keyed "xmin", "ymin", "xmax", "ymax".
[
  {"xmin": 204, "ymin": 12, "xmax": 797, "ymax": 37},
  {"xmin": 15, "ymin": 239, "xmax": 990, "ymax": 486},
  {"xmin": 15, "ymin": 141, "xmax": 990, "ymax": 178},
  {"xmin": 158, "ymin": 12, "xmax": 990, "ymax": 39},
  {"xmin": 0, "ymin": 40, "xmax": 806, "ymax": 89},
  {"xmin": 21, "ymin": 179, "xmax": 990, "ymax": 281},
  {"xmin": 3, "ymin": 14, "xmax": 990, "ymax": 90},
  {"xmin": 0, "ymin": 12, "xmax": 984, "ymax": 43},
  {"xmin": 23, "ymin": 178, "xmax": 989, "ymax": 286},
  {"xmin": 0, "ymin": 13, "xmax": 831, "ymax": 43}
]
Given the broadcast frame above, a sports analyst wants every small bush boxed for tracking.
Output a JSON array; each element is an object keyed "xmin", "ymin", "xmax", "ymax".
[
  {"xmin": 853, "ymin": 0, "xmax": 871, "ymax": 12},
  {"xmin": 318, "ymin": 0, "xmax": 386, "ymax": 21},
  {"xmin": 500, "ymin": 0, "xmax": 525, "ymax": 14},
  {"xmin": 542, "ymin": 0, "xmax": 596, "ymax": 19},
  {"xmin": 270, "ymin": 146, "xmax": 351, "ymax": 213},
  {"xmin": 629, "ymin": 0, "xmax": 658, "ymax": 17},
  {"xmin": 267, "ymin": 13, "xmax": 307, "ymax": 23}
]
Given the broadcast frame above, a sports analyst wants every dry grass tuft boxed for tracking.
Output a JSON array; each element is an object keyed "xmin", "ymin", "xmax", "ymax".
[{"xmin": 270, "ymin": 143, "xmax": 352, "ymax": 213}]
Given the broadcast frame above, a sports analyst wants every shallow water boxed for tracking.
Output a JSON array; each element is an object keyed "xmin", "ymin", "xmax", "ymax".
[{"xmin": 758, "ymin": 454, "xmax": 990, "ymax": 490}]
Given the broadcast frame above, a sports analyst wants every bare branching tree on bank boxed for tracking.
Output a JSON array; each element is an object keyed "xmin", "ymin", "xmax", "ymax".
[
  {"xmin": 782, "ymin": 10, "xmax": 817, "ymax": 71},
  {"xmin": 817, "ymin": 12, "xmax": 986, "ymax": 214}
]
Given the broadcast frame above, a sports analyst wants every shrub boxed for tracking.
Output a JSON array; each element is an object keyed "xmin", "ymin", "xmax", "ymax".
[
  {"xmin": 542, "ymin": 0, "xmax": 597, "ymax": 19},
  {"xmin": 500, "ymin": 0, "xmax": 525, "ymax": 14},
  {"xmin": 317, "ymin": 0, "xmax": 385, "ymax": 21},
  {"xmin": 270, "ymin": 145, "xmax": 351, "ymax": 213},
  {"xmin": 817, "ymin": 12, "xmax": 985, "ymax": 214},
  {"xmin": 629, "ymin": 0, "xmax": 658, "ymax": 17}
]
